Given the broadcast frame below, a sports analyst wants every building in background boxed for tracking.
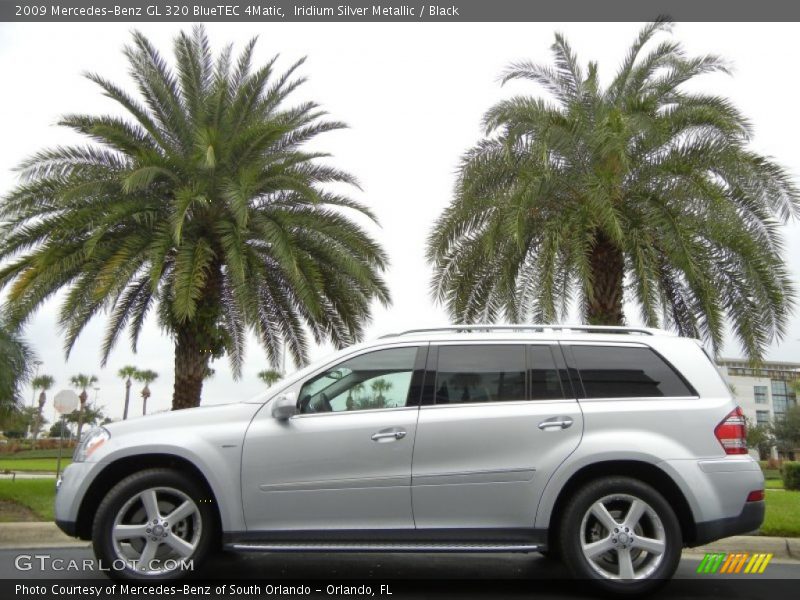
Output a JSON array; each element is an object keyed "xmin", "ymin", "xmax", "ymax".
[{"xmin": 718, "ymin": 358, "xmax": 799, "ymax": 458}]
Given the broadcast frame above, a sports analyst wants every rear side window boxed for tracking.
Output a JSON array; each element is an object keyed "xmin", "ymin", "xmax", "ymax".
[
  {"xmin": 571, "ymin": 345, "xmax": 694, "ymax": 398},
  {"xmin": 435, "ymin": 345, "xmax": 525, "ymax": 404},
  {"xmin": 528, "ymin": 345, "xmax": 565, "ymax": 400}
]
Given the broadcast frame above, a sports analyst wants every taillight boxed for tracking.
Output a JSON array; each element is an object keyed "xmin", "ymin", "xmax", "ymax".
[
  {"xmin": 747, "ymin": 490, "xmax": 765, "ymax": 502},
  {"xmin": 715, "ymin": 406, "xmax": 748, "ymax": 455}
]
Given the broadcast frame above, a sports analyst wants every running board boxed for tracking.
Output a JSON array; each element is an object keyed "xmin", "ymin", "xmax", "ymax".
[{"xmin": 226, "ymin": 541, "xmax": 540, "ymax": 553}]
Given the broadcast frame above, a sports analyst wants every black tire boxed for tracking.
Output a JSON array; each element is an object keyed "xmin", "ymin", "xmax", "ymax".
[
  {"xmin": 559, "ymin": 476, "xmax": 682, "ymax": 595},
  {"xmin": 92, "ymin": 468, "xmax": 217, "ymax": 580}
]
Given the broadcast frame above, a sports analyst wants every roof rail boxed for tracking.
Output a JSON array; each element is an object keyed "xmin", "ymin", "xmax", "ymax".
[{"xmin": 380, "ymin": 324, "xmax": 658, "ymax": 338}]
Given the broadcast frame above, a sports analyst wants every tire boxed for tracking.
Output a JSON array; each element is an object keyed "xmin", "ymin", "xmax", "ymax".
[
  {"xmin": 559, "ymin": 476, "xmax": 682, "ymax": 595},
  {"xmin": 92, "ymin": 468, "xmax": 217, "ymax": 580}
]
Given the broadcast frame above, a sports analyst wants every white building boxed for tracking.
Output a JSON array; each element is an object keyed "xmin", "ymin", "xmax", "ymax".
[{"xmin": 717, "ymin": 358, "xmax": 799, "ymax": 458}]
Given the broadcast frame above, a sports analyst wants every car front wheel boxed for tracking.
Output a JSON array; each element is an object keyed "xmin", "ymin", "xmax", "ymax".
[
  {"xmin": 559, "ymin": 476, "xmax": 682, "ymax": 595},
  {"xmin": 92, "ymin": 468, "xmax": 216, "ymax": 580}
]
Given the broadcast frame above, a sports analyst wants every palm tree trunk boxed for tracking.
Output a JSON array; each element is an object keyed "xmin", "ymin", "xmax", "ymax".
[
  {"xmin": 172, "ymin": 325, "xmax": 209, "ymax": 410},
  {"xmin": 123, "ymin": 378, "xmax": 131, "ymax": 420},
  {"xmin": 76, "ymin": 391, "xmax": 87, "ymax": 440},
  {"xmin": 586, "ymin": 231, "xmax": 625, "ymax": 325}
]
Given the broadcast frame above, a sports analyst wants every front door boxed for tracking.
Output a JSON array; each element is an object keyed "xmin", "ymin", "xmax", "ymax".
[
  {"xmin": 241, "ymin": 345, "xmax": 425, "ymax": 532},
  {"xmin": 411, "ymin": 343, "xmax": 583, "ymax": 530}
]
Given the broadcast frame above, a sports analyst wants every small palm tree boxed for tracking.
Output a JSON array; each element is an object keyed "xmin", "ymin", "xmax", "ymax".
[
  {"xmin": 134, "ymin": 369, "xmax": 158, "ymax": 415},
  {"xmin": 31, "ymin": 374, "xmax": 55, "ymax": 446},
  {"xmin": 428, "ymin": 21, "xmax": 799, "ymax": 360},
  {"xmin": 257, "ymin": 369, "xmax": 282, "ymax": 386},
  {"xmin": 0, "ymin": 26, "xmax": 389, "ymax": 411},
  {"xmin": 69, "ymin": 373, "xmax": 98, "ymax": 440},
  {"xmin": 117, "ymin": 365, "xmax": 138, "ymax": 420}
]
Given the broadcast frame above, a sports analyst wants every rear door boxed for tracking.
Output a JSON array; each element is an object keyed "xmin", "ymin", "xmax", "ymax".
[{"xmin": 410, "ymin": 342, "xmax": 583, "ymax": 530}]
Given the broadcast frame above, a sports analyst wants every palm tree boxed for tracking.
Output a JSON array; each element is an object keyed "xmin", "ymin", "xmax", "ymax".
[
  {"xmin": 0, "ymin": 320, "xmax": 35, "ymax": 424},
  {"xmin": 0, "ymin": 26, "xmax": 389, "ymax": 411},
  {"xmin": 31, "ymin": 374, "xmax": 55, "ymax": 446},
  {"xmin": 134, "ymin": 369, "xmax": 158, "ymax": 415},
  {"xmin": 117, "ymin": 365, "xmax": 138, "ymax": 420},
  {"xmin": 70, "ymin": 373, "xmax": 98, "ymax": 440},
  {"xmin": 257, "ymin": 369, "xmax": 282, "ymax": 386},
  {"xmin": 427, "ymin": 21, "xmax": 799, "ymax": 360}
]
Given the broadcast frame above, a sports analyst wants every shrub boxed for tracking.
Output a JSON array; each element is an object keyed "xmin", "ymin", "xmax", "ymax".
[{"xmin": 781, "ymin": 462, "xmax": 800, "ymax": 491}]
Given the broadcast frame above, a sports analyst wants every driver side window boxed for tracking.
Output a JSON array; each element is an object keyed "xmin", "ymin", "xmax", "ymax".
[{"xmin": 298, "ymin": 347, "xmax": 418, "ymax": 414}]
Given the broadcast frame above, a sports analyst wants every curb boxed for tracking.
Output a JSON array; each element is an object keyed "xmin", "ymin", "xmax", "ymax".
[
  {"xmin": 0, "ymin": 522, "xmax": 88, "ymax": 549},
  {"xmin": 0, "ymin": 523, "xmax": 797, "ymax": 559},
  {"xmin": 683, "ymin": 535, "xmax": 798, "ymax": 561}
]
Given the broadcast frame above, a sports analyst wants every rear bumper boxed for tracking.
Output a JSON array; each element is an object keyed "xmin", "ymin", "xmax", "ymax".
[{"xmin": 691, "ymin": 500, "xmax": 765, "ymax": 546}]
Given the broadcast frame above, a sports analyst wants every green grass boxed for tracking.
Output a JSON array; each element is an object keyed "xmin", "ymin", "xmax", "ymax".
[
  {"xmin": 761, "ymin": 489, "xmax": 800, "ymax": 537},
  {"xmin": 4, "ymin": 449, "xmax": 69, "ymax": 459},
  {"xmin": 765, "ymin": 479, "xmax": 784, "ymax": 489},
  {"xmin": 0, "ymin": 457, "xmax": 70, "ymax": 472},
  {"xmin": 0, "ymin": 479, "xmax": 55, "ymax": 521},
  {"xmin": 763, "ymin": 468, "xmax": 781, "ymax": 480}
]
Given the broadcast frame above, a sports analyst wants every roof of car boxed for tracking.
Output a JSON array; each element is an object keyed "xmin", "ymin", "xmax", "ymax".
[{"xmin": 377, "ymin": 324, "xmax": 675, "ymax": 341}]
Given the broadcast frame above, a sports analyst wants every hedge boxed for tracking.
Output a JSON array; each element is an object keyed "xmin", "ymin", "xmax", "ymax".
[{"xmin": 781, "ymin": 462, "xmax": 800, "ymax": 491}]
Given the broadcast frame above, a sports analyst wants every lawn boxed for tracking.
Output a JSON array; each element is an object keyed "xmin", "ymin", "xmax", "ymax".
[
  {"xmin": 0, "ymin": 479, "xmax": 55, "ymax": 522},
  {"xmin": 0, "ymin": 457, "xmax": 70, "ymax": 472},
  {"xmin": 760, "ymin": 489, "xmax": 800, "ymax": 537}
]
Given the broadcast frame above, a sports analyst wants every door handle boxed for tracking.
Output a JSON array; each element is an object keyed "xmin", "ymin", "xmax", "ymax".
[
  {"xmin": 538, "ymin": 416, "xmax": 573, "ymax": 430},
  {"xmin": 371, "ymin": 430, "xmax": 407, "ymax": 441}
]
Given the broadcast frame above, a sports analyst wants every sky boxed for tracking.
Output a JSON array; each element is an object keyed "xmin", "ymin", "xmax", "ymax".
[{"xmin": 2, "ymin": 21, "xmax": 800, "ymax": 423}]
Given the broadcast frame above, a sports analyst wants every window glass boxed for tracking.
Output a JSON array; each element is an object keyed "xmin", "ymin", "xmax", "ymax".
[
  {"xmin": 756, "ymin": 410, "xmax": 770, "ymax": 426},
  {"xmin": 528, "ymin": 345, "xmax": 564, "ymax": 400},
  {"xmin": 754, "ymin": 385, "xmax": 768, "ymax": 405},
  {"xmin": 572, "ymin": 345, "xmax": 693, "ymax": 398},
  {"xmin": 435, "ymin": 345, "xmax": 525, "ymax": 404},
  {"xmin": 298, "ymin": 347, "xmax": 417, "ymax": 413}
]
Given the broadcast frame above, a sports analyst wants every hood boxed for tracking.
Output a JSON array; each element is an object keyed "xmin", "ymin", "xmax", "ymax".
[{"xmin": 103, "ymin": 401, "xmax": 264, "ymax": 436}]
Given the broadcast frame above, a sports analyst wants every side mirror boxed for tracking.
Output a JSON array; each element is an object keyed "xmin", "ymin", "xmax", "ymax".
[{"xmin": 271, "ymin": 394, "xmax": 298, "ymax": 420}]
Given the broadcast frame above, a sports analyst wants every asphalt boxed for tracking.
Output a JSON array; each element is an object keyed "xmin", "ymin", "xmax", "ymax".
[{"xmin": 0, "ymin": 546, "xmax": 798, "ymax": 599}]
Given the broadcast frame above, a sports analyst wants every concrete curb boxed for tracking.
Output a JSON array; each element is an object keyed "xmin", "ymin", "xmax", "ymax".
[
  {"xmin": 0, "ymin": 523, "xmax": 87, "ymax": 549},
  {"xmin": 0, "ymin": 523, "xmax": 797, "ymax": 560},
  {"xmin": 683, "ymin": 535, "xmax": 798, "ymax": 561}
]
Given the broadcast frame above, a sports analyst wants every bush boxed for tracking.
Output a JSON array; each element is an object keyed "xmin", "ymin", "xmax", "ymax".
[{"xmin": 781, "ymin": 462, "xmax": 800, "ymax": 491}]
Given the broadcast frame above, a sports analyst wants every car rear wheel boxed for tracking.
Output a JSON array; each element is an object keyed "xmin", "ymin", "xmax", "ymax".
[
  {"xmin": 92, "ymin": 468, "xmax": 216, "ymax": 580},
  {"xmin": 559, "ymin": 476, "xmax": 682, "ymax": 595}
]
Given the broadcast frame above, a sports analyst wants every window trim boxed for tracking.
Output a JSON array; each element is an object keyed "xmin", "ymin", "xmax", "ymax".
[{"xmin": 562, "ymin": 342, "xmax": 699, "ymax": 400}]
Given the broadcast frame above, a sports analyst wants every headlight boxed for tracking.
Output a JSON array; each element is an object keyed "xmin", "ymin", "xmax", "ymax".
[{"xmin": 73, "ymin": 427, "xmax": 110, "ymax": 462}]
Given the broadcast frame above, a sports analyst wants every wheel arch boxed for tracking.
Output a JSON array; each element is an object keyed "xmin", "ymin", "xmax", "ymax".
[
  {"xmin": 542, "ymin": 460, "xmax": 698, "ymax": 548},
  {"xmin": 74, "ymin": 454, "xmax": 222, "ymax": 542}
]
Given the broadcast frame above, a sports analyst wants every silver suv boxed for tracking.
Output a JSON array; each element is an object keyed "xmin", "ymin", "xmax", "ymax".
[{"xmin": 55, "ymin": 325, "xmax": 764, "ymax": 594}]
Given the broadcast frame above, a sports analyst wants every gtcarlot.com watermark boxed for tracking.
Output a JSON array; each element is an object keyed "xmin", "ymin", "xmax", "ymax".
[{"xmin": 14, "ymin": 553, "xmax": 194, "ymax": 573}]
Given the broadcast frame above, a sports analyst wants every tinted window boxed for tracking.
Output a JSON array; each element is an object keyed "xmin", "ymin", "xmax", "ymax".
[
  {"xmin": 572, "ymin": 345, "xmax": 693, "ymax": 398},
  {"xmin": 299, "ymin": 347, "xmax": 417, "ymax": 413},
  {"xmin": 528, "ymin": 345, "xmax": 565, "ymax": 400},
  {"xmin": 435, "ymin": 345, "xmax": 525, "ymax": 404}
]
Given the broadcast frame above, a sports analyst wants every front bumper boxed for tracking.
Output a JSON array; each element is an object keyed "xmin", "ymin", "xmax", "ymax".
[{"xmin": 54, "ymin": 461, "xmax": 101, "ymax": 539}]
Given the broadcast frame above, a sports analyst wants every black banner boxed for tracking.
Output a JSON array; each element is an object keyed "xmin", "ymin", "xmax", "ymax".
[{"xmin": 4, "ymin": 0, "xmax": 800, "ymax": 23}]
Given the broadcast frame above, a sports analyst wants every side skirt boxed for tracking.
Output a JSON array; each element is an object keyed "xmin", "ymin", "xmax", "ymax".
[{"xmin": 222, "ymin": 528, "xmax": 546, "ymax": 554}]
